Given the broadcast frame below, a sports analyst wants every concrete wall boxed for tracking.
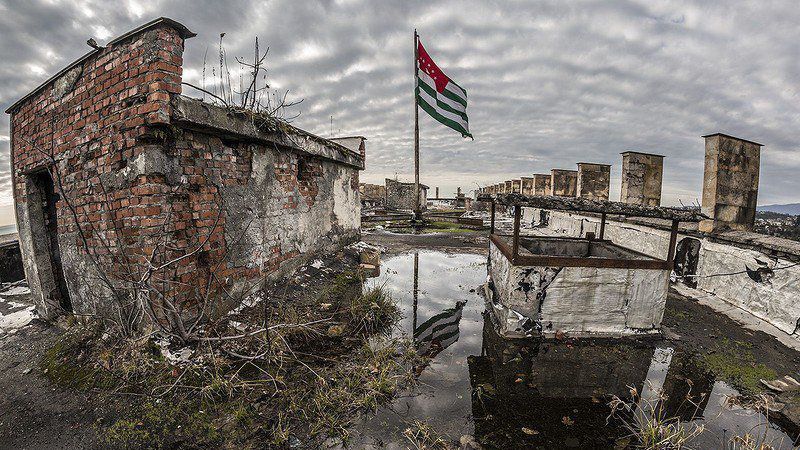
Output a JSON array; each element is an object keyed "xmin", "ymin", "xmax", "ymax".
[
  {"xmin": 550, "ymin": 169, "xmax": 577, "ymax": 197},
  {"xmin": 621, "ymin": 152, "xmax": 663, "ymax": 206},
  {"xmin": 524, "ymin": 208, "xmax": 800, "ymax": 341},
  {"xmin": 576, "ymin": 163, "xmax": 611, "ymax": 201},
  {"xmin": 488, "ymin": 240, "xmax": 669, "ymax": 337}
]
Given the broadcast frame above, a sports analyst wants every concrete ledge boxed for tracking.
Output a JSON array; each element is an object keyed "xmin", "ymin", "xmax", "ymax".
[{"xmin": 171, "ymin": 95, "xmax": 364, "ymax": 169}]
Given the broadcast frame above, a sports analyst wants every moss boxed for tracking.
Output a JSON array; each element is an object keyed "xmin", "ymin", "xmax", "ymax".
[
  {"xmin": 698, "ymin": 338, "xmax": 776, "ymax": 393},
  {"xmin": 425, "ymin": 221, "xmax": 477, "ymax": 233}
]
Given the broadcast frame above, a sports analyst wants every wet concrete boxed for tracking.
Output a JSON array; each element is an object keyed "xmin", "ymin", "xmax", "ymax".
[{"xmin": 343, "ymin": 250, "xmax": 800, "ymax": 449}]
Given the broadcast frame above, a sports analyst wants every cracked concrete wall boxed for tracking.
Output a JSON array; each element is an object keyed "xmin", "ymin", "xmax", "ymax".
[
  {"xmin": 621, "ymin": 152, "xmax": 663, "ymax": 206},
  {"xmin": 550, "ymin": 169, "xmax": 577, "ymax": 197},
  {"xmin": 488, "ymin": 239, "xmax": 669, "ymax": 336},
  {"xmin": 576, "ymin": 163, "xmax": 610, "ymax": 201},
  {"xmin": 696, "ymin": 241, "xmax": 800, "ymax": 336},
  {"xmin": 528, "ymin": 209, "xmax": 800, "ymax": 342}
]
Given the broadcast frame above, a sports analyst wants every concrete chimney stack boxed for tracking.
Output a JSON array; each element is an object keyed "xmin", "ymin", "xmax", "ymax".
[
  {"xmin": 532, "ymin": 174, "xmax": 551, "ymax": 195},
  {"xmin": 435, "ymin": 186, "xmax": 439, "ymax": 198},
  {"xmin": 620, "ymin": 151, "xmax": 664, "ymax": 206},
  {"xmin": 550, "ymin": 169, "xmax": 578, "ymax": 197},
  {"xmin": 521, "ymin": 177, "xmax": 534, "ymax": 195},
  {"xmin": 576, "ymin": 163, "xmax": 611, "ymax": 201},
  {"xmin": 699, "ymin": 133, "xmax": 762, "ymax": 233}
]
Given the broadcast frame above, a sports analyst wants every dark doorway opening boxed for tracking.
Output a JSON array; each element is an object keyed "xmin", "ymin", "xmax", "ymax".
[
  {"xmin": 674, "ymin": 237, "xmax": 701, "ymax": 288},
  {"xmin": 28, "ymin": 171, "xmax": 72, "ymax": 312}
]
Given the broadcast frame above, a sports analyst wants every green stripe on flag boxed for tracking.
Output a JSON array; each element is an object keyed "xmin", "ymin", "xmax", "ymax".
[
  {"xmin": 417, "ymin": 92, "xmax": 472, "ymax": 138},
  {"xmin": 417, "ymin": 78, "xmax": 469, "ymax": 121},
  {"xmin": 440, "ymin": 87, "xmax": 467, "ymax": 108}
]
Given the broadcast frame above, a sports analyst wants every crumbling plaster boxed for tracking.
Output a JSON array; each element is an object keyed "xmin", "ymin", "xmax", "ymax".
[{"xmin": 522, "ymin": 208, "xmax": 800, "ymax": 341}]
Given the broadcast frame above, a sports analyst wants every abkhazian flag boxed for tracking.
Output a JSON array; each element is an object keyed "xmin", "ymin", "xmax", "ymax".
[{"xmin": 416, "ymin": 39, "xmax": 472, "ymax": 138}]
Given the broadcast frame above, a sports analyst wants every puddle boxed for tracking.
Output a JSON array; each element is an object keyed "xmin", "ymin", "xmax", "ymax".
[{"xmin": 343, "ymin": 250, "xmax": 800, "ymax": 449}]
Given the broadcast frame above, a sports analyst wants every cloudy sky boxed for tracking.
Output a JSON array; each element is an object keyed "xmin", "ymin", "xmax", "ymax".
[{"xmin": 1, "ymin": 0, "xmax": 798, "ymax": 225}]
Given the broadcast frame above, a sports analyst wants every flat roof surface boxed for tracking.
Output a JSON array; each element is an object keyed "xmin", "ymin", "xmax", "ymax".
[
  {"xmin": 701, "ymin": 133, "xmax": 764, "ymax": 147},
  {"xmin": 621, "ymin": 151, "xmax": 665, "ymax": 158}
]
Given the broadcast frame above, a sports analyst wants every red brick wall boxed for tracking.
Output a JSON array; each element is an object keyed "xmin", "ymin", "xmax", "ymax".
[{"xmin": 9, "ymin": 24, "xmax": 193, "ymax": 313}]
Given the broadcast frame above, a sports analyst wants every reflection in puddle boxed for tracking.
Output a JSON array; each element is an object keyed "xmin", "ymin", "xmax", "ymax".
[{"xmin": 346, "ymin": 251, "xmax": 799, "ymax": 449}]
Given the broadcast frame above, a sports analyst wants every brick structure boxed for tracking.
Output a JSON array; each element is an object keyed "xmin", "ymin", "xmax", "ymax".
[
  {"xmin": 699, "ymin": 133, "xmax": 762, "ymax": 233},
  {"xmin": 385, "ymin": 178, "xmax": 427, "ymax": 211},
  {"xmin": 550, "ymin": 169, "xmax": 577, "ymax": 197},
  {"xmin": 576, "ymin": 163, "xmax": 611, "ymax": 201},
  {"xmin": 6, "ymin": 18, "xmax": 365, "ymax": 321},
  {"xmin": 620, "ymin": 151, "xmax": 664, "ymax": 206},
  {"xmin": 359, "ymin": 183, "xmax": 386, "ymax": 207}
]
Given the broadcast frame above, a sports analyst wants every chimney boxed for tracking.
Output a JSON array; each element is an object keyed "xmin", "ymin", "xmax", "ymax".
[
  {"xmin": 699, "ymin": 133, "xmax": 763, "ymax": 233},
  {"xmin": 435, "ymin": 186, "xmax": 439, "ymax": 198},
  {"xmin": 576, "ymin": 163, "xmax": 611, "ymax": 201},
  {"xmin": 620, "ymin": 151, "xmax": 664, "ymax": 206},
  {"xmin": 457, "ymin": 186, "xmax": 461, "ymax": 196},
  {"xmin": 532, "ymin": 173, "xmax": 551, "ymax": 195},
  {"xmin": 520, "ymin": 177, "xmax": 534, "ymax": 195},
  {"xmin": 550, "ymin": 169, "xmax": 578, "ymax": 197}
]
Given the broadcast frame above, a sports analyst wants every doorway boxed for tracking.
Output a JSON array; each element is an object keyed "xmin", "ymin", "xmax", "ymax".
[{"xmin": 26, "ymin": 170, "xmax": 72, "ymax": 312}]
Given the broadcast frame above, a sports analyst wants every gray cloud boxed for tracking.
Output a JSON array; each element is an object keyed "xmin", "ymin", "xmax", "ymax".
[{"xmin": 0, "ymin": 0, "xmax": 798, "ymax": 225}]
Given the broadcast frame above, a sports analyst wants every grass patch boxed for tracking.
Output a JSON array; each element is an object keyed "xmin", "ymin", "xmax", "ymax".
[
  {"xmin": 699, "ymin": 338, "xmax": 776, "ymax": 393},
  {"xmin": 425, "ymin": 221, "xmax": 477, "ymax": 233},
  {"xmin": 41, "ymin": 265, "xmax": 420, "ymax": 448}
]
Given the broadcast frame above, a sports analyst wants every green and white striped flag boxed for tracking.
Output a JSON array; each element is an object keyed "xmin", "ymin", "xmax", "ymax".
[{"xmin": 416, "ymin": 38, "xmax": 472, "ymax": 138}]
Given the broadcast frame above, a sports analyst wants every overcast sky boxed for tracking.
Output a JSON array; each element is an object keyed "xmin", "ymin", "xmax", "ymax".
[{"xmin": 1, "ymin": 0, "xmax": 798, "ymax": 225}]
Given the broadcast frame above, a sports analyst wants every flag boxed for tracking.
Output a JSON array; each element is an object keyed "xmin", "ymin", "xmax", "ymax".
[{"xmin": 416, "ymin": 39, "xmax": 472, "ymax": 138}]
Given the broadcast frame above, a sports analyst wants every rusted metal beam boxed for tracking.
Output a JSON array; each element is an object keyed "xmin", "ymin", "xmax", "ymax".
[
  {"xmin": 490, "ymin": 234, "xmax": 670, "ymax": 270},
  {"xmin": 599, "ymin": 212, "xmax": 607, "ymax": 240},
  {"xmin": 666, "ymin": 219, "xmax": 679, "ymax": 264},
  {"xmin": 477, "ymin": 193, "xmax": 706, "ymax": 222},
  {"xmin": 512, "ymin": 206, "xmax": 521, "ymax": 263}
]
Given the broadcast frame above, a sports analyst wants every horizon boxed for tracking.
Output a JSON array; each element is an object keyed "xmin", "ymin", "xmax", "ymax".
[{"xmin": 2, "ymin": 1, "xmax": 799, "ymax": 226}]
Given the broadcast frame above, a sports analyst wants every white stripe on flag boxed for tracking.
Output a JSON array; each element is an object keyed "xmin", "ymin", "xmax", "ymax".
[
  {"xmin": 418, "ymin": 70, "xmax": 467, "ymax": 112},
  {"xmin": 417, "ymin": 87, "xmax": 469, "ymax": 130}
]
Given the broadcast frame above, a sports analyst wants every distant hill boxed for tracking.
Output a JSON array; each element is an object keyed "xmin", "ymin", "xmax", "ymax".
[{"xmin": 757, "ymin": 203, "xmax": 800, "ymax": 216}]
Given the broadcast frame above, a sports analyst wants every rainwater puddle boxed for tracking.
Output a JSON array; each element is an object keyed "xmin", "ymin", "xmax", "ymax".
[{"xmin": 344, "ymin": 250, "xmax": 799, "ymax": 449}]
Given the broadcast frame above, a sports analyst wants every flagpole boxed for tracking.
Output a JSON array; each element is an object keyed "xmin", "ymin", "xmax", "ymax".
[{"xmin": 413, "ymin": 29, "xmax": 421, "ymax": 222}]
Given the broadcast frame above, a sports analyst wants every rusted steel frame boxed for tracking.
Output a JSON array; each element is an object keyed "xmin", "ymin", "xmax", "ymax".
[
  {"xmin": 490, "ymin": 233, "xmax": 670, "ymax": 270},
  {"xmin": 515, "ymin": 255, "xmax": 671, "ymax": 270},
  {"xmin": 599, "ymin": 212, "xmax": 607, "ymax": 240},
  {"xmin": 666, "ymin": 219, "xmax": 679, "ymax": 264},
  {"xmin": 490, "ymin": 200, "xmax": 496, "ymax": 234},
  {"xmin": 512, "ymin": 206, "xmax": 521, "ymax": 263}
]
